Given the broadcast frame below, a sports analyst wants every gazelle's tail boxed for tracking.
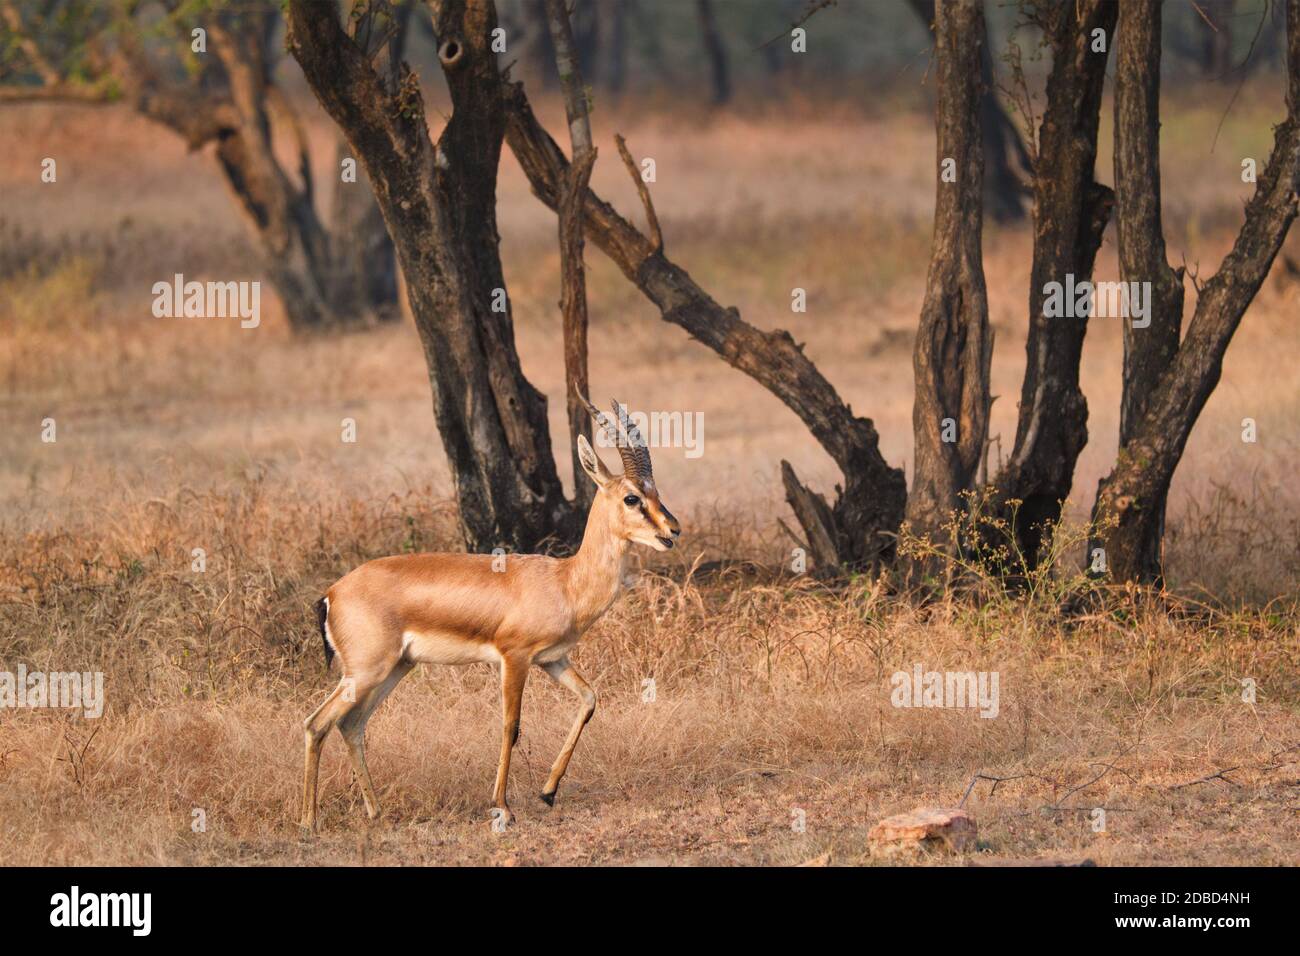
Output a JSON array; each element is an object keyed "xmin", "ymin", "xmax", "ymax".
[{"xmin": 314, "ymin": 597, "xmax": 334, "ymax": 667}]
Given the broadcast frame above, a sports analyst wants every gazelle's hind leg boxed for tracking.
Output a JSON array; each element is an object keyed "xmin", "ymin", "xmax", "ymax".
[
  {"xmin": 337, "ymin": 659, "xmax": 414, "ymax": 820},
  {"xmin": 301, "ymin": 680, "xmax": 359, "ymax": 832}
]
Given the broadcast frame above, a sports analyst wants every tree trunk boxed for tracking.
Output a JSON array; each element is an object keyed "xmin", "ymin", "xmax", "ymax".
[
  {"xmin": 1086, "ymin": 0, "xmax": 1186, "ymax": 584},
  {"xmin": 905, "ymin": 0, "xmax": 993, "ymax": 554},
  {"xmin": 1, "ymin": 3, "xmax": 389, "ymax": 333},
  {"xmin": 992, "ymin": 0, "xmax": 1116, "ymax": 570},
  {"xmin": 287, "ymin": 0, "xmax": 576, "ymax": 553},
  {"xmin": 696, "ymin": 0, "xmax": 731, "ymax": 106},
  {"xmin": 503, "ymin": 87, "xmax": 907, "ymax": 568},
  {"xmin": 545, "ymin": 0, "xmax": 598, "ymax": 514},
  {"xmin": 1092, "ymin": 0, "xmax": 1300, "ymax": 584},
  {"xmin": 907, "ymin": 0, "xmax": 1030, "ymax": 224}
]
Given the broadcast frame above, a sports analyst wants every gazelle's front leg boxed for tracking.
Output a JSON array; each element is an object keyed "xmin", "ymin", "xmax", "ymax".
[
  {"xmin": 491, "ymin": 654, "xmax": 530, "ymax": 826},
  {"xmin": 538, "ymin": 657, "xmax": 596, "ymax": 807}
]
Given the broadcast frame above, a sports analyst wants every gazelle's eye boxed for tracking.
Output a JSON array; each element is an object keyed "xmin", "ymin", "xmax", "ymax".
[{"xmin": 623, "ymin": 494, "xmax": 641, "ymax": 507}]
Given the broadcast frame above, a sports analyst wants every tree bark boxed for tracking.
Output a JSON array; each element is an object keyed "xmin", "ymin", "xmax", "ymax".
[
  {"xmin": 545, "ymin": 0, "xmax": 598, "ymax": 513},
  {"xmin": 190, "ymin": 18, "xmax": 365, "ymax": 332},
  {"xmin": 992, "ymin": 0, "xmax": 1116, "ymax": 570},
  {"xmin": 905, "ymin": 0, "xmax": 993, "ymax": 553},
  {"xmin": 287, "ymin": 0, "xmax": 576, "ymax": 553},
  {"xmin": 1086, "ymin": 0, "xmax": 1186, "ymax": 584},
  {"xmin": 503, "ymin": 86, "xmax": 907, "ymax": 568},
  {"xmin": 1092, "ymin": 0, "xmax": 1300, "ymax": 584},
  {"xmin": 907, "ymin": 0, "xmax": 1030, "ymax": 223}
]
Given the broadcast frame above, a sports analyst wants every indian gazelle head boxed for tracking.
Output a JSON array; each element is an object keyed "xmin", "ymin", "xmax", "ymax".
[
  {"xmin": 575, "ymin": 393, "xmax": 681, "ymax": 552},
  {"xmin": 300, "ymin": 394, "xmax": 680, "ymax": 831}
]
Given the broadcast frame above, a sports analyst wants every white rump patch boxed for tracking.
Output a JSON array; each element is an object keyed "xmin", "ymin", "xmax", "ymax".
[{"xmin": 322, "ymin": 597, "xmax": 336, "ymax": 655}]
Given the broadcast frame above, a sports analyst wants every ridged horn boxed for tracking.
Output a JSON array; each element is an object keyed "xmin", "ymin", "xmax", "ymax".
[{"xmin": 611, "ymin": 398, "xmax": 653, "ymax": 481}]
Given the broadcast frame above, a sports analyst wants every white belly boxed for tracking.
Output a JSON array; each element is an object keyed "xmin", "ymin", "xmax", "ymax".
[{"xmin": 401, "ymin": 630, "xmax": 502, "ymax": 666}]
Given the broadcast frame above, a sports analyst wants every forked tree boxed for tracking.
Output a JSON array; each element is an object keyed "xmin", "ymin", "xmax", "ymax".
[
  {"xmin": 286, "ymin": 0, "xmax": 580, "ymax": 554},
  {"xmin": 1090, "ymin": 0, "xmax": 1300, "ymax": 583},
  {"xmin": 990, "ymin": 0, "xmax": 1117, "ymax": 570},
  {"xmin": 0, "ymin": 0, "xmax": 399, "ymax": 331}
]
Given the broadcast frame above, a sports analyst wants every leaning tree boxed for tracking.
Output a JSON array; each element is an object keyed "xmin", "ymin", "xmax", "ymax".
[
  {"xmin": 286, "ymin": 0, "xmax": 581, "ymax": 554},
  {"xmin": 0, "ymin": 0, "xmax": 399, "ymax": 331},
  {"xmin": 287, "ymin": 0, "xmax": 911, "ymax": 564}
]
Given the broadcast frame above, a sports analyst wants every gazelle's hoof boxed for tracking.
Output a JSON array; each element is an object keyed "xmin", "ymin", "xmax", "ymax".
[
  {"xmin": 489, "ymin": 807, "xmax": 515, "ymax": 831},
  {"xmin": 539, "ymin": 791, "xmax": 556, "ymax": 807}
]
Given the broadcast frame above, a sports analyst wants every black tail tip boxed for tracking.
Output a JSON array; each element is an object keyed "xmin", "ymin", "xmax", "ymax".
[{"xmin": 314, "ymin": 597, "xmax": 333, "ymax": 667}]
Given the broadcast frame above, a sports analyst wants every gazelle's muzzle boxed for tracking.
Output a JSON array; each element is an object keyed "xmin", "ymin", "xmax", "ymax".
[{"xmin": 655, "ymin": 505, "xmax": 681, "ymax": 549}]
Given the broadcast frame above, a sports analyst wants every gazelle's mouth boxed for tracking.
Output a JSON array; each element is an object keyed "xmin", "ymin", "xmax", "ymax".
[{"xmin": 656, "ymin": 536, "xmax": 675, "ymax": 550}]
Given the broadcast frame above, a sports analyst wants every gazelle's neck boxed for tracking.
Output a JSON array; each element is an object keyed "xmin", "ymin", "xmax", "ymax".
[{"xmin": 563, "ymin": 493, "xmax": 630, "ymax": 630}]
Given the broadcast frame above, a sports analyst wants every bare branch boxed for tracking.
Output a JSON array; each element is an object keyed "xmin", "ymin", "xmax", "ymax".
[
  {"xmin": 755, "ymin": 0, "xmax": 837, "ymax": 51},
  {"xmin": 614, "ymin": 133, "xmax": 662, "ymax": 253}
]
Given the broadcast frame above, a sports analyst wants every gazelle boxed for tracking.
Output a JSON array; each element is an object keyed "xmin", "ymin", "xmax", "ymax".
[{"xmin": 300, "ymin": 396, "xmax": 681, "ymax": 831}]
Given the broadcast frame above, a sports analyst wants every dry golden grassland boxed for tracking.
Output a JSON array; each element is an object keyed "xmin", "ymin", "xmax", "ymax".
[{"xmin": 1, "ymin": 85, "xmax": 1299, "ymax": 865}]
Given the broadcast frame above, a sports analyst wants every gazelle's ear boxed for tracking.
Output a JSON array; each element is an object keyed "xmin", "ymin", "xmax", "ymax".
[{"xmin": 576, "ymin": 434, "xmax": 614, "ymax": 488}]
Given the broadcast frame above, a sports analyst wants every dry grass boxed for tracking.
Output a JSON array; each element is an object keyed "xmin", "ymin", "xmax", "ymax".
[
  {"xmin": 2, "ymin": 84, "xmax": 1299, "ymax": 865},
  {"xmin": 2, "ymin": 486, "xmax": 1298, "ymax": 866}
]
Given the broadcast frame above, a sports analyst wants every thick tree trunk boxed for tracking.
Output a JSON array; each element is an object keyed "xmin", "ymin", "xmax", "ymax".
[
  {"xmin": 1087, "ymin": 0, "xmax": 1186, "ymax": 584},
  {"xmin": 503, "ymin": 87, "xmax": 907, "ymax": 568},
  {"xmin": 1093, "ymin": 0, "xmax": 1300, "ymax": 584},
  {"xmin": 287, "ymin": 0, "xmax": 576, "ymax": 553},
  {"xmin": 905, "ymin": 0, "xmax": 993, "ymax": 553},
  {"xmin": 696, "ymin": 0, "xmax": 731, "ymax": 105},
  {"xmin": 992, "ymin": 0, "xmax": 1116, "ymax": 570}
]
